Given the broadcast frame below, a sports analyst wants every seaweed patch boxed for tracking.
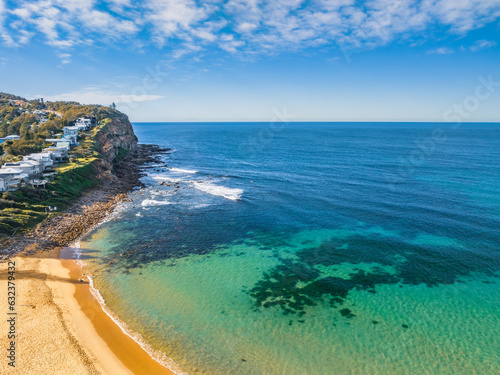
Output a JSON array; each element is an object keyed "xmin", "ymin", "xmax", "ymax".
[{"xmin": 248, "ymin": 232, "xmax": 500, "ymax": 319}]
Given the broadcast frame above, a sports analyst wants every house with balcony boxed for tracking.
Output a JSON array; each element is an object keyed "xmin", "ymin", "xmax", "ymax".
[
  {"xmin": 0, "ymin": 168, "xmax": 26, "ymax": 191},
  {"xmin": 23, "ymin": 153, "xmax": 55, "ymax": 170},
  {"xmin": 22, "ymin": 160, "xmax": 44, "ymax": 174},
  {"xmin": 2, "ymin": 162, "xmax": 40, "ymax": 178},
  {"xmin": 63, "ymin": 126, "xmax": 80, "ymax": 136},
  {"xmin": 75, "ymin": 117, "xmax": 96, "ymax": 130},
  {"xmin": 43, "ymin": 147, "xmax": 67, "ymax": 162},
  {"xmin": 46, "ymin": 137, "xmax": 75, "ymax": 148}
]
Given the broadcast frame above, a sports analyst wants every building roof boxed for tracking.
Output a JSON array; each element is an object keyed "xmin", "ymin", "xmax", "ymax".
[
  {"xmin": 22, "ymin": 160, "xmax": 42, "ymax": 166},
  {"xmin": 3, "ymin": 162, "xmax": 34, "ymax": 168},
  {"xmin": 27, "ymin": 153, "xmax": 52, "ymax": 158},
  {"xmin": 0, "ymin": 168, "xmax": 23, "ymax": 175}
]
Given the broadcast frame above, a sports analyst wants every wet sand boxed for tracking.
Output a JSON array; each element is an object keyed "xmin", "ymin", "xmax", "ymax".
[{"xmin": 0, "ymin": 250, "xmax": 177, "ymax": 374}]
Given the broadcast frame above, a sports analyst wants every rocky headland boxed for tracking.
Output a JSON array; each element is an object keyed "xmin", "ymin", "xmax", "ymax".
[{"xmin": 0, "ymin": 114, "xmax": 170, "ymax": 259}]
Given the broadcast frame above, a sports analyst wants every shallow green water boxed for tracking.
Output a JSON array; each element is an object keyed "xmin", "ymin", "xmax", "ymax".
[{"xmin": 79, "ymin": 123, "xmax": 500, "ymax": 374}]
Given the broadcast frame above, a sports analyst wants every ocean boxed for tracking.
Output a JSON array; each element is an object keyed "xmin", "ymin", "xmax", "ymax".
[{"xmin": 79, "ymin": 122, "xmax": 500, "ymax": 374}]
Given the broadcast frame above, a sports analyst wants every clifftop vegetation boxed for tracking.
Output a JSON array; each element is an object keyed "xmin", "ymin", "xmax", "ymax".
[
  {"xmin": 0, "ymin": 93, "xmax": 123, "ymax": 159},
  {"xmin": 0, "ymin": 93, "xmax": 136, "ymax": 237}
]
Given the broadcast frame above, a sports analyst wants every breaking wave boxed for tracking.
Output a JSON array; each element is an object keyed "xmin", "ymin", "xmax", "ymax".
[{"xmin": 192, "ymin": 182, "xmax": 243, "ymax": 201}]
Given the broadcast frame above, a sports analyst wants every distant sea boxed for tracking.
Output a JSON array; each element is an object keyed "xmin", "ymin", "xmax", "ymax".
[{"xmin": 79, "ymin": 122, "xmax": 500, "ymax": 374}]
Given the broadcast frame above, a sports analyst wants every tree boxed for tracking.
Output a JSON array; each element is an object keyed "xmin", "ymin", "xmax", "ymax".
[{"xmin": 23, "ymin": 129, "xmax": 33, "ymax": 140}]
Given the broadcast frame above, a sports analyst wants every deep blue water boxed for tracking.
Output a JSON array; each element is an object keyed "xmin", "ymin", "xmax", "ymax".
[{"xmin": 80, "ymin": 122, "xmax": 500, "ymax": 374}]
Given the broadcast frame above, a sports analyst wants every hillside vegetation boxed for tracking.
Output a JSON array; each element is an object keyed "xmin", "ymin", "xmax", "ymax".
[{"xmin": 0, "ymin": 93, "xmax": 135, "ymax": 236}]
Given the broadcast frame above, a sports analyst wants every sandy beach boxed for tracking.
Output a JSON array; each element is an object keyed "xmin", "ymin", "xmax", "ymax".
[
  {"xmin": 0, "ymin": 144, "xmax": 180, "ymax": 374},
  {"xmin": 0, "ymin": 249, "xmax": 176, "ymax": 374}
]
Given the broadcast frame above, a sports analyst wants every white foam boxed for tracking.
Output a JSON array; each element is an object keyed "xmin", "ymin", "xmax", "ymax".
[
  {"xmin": 170, "ymin": 167, "xmax": 197, "ymax": 174},
  {"xmin": 84, "ymin": 276, "xmax": 186, "ymax": 374},
  {"xmin": 192, "ymin": 182, "xmax": 243, "ymax": 201},
  {"xmin": 152, "ymin": 176, "xmax": 185, "ymax": 183},
  {"xmin": 69, "ymin": 246, "xmax": 185, "ymax": 373},
  {"xmin": 188, "ymin": 203, "xmax": 211, "ymax": 209},
  {"xmin": 141, "ymin": 199, "xmax": 172, "ymax": 207}
]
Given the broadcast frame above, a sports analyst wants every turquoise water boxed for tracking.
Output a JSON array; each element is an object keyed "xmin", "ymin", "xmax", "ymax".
[{"xmin": 80, "ymin": 123, "xmax": 500, "ymax": 374}]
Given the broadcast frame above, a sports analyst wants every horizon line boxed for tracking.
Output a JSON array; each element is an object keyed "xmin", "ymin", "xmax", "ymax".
[{"xmin": 130, "ymin": 120, "xmax": 500, "ymax": 124}]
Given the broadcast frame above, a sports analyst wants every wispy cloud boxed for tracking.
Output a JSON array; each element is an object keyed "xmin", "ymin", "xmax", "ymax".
[
  {"xmin": 469, "ymin": 39, "xmax": 497, "ymax": 52},
  {"xmin": 427, "ymin": 47, "xmax": 454, "ymax": 55},
  {"xmin": 0, "ymin": 0, "xmax": 14, "ymax": 46},
  {"xmin": 1, "ymin": 0, "xmax": 500, "ymax": 56},
  {"xmin": 428, "ymin": 0, "xmax": 500, "ymax": 33},
  {"xmin": 57, "ymin": 52, "xmax": 71, "ymax": 65},
  {"xmin": 8, "ymin": 0, "xmax": 139, "ymax": 48}
]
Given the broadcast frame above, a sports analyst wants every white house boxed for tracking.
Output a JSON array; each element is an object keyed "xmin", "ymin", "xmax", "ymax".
[
  {"xmin": 63, "ymin": 126, "xmax": 80, "ymax": 136},
  {"xmin": 45, "ymin": 138, "xmax": 74, "ymax": 149},
  {"xmin": 44, "ymin": 145, "xmax": 70, "ymax": 156},
  {"xmin": 22, "ymin": 160, "xmax": 44, "ymax": 174},
  {"xmin": 75, "ymin": 117, "xmax": 96, "ymax": 130},
  {"xmin": 62, "ymin": 134, "xmax": 78, "ymax": 146},
  {"xmin": 23, "ymin": 153, "xmax": 54, "ymax": 169},
  {"xmin": 55, "ymin": 141, "xmax": 70, "ymax": 150},
  {"xmin": 0, "ymin": 168, "xmax": 25, "ymax": 191},
  {"xmin": 43, "ymin": 148, "xmax": 67, "ymax": 162},
  {"xmin": 2, "ymin": 162, "xmax": 39, "ymax": 177}
]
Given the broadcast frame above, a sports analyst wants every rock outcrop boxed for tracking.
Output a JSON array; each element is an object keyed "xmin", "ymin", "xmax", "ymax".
[{"xmin": 95, "ymin": 113, "xmax": 138, "ymax": 170}]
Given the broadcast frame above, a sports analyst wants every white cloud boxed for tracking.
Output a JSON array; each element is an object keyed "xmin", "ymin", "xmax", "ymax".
[
  {"xmin": 236, "ymin": 22, "xmax": 258, "ymax": 33},
  {"xmin": 57, "ymin": 52, "xmax": 71, "ymax": 64},
  {"xmin": 0, "ymin": 0, "xmax": 14, "ymax": 46},
  {"xmin": 43, "ymin": 89, "xmax": 163, "ymax": 105},
  {"xmin": 0, "ymin": 0, "xmax": 499, "ymax": 57},
  {"xmin": 5, "ymin": 0, "xmax": 139, "ymax": 48},
  {"xmin": 171, "ymin": 43, "xmax": 202, "ymax": 59},
  {"xmin": 428, "ymin": 0, "xmax": 500, "ymax": 32},
  {"xmin": 220, "ymin": 39, "xmax": 245, "ymax": 53},
  {"xmin": 427, "ymin": 47, "xmax": 454, "ymax": 55},
  {"xmin": 146, "ymin": 0, "xmax": 211, "ymax": 41},
  {"xmin": 469, "ymin": 39, "xmax": 497, "ymax": 52}
]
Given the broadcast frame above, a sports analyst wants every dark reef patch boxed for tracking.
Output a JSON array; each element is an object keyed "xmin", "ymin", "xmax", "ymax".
[
  {"xmin": 339, "ymin": 308, "xmax": 356, "ymax": 318},
  {"xmin": 93, "ymin": 218, "xmax": 292, "ymax": 271},
  {"xmin": 248, "ymin": 232, "xmax": 500, "ymax": 319}
]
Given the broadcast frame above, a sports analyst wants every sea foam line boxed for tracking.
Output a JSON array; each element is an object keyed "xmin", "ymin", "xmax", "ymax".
[
  {"xmin": 86, "ymin": 272, "xmax": 187, "ymax": 374},
  {"xmin": 170, "ymin": 167, "xmax": 198, "ymax": 174},
  {"xmin": 192, "ymin": 181, "xmax": 243, "ymax": 201},
  {"xmin": 152, "ymin": 176, "xmax": 186, "ymax": 183},
  {"xmin": 141, "ymin": 198, "xmax": 172, "ymax": 207},
  {"xmin": 67, "ymin": 205, "xmax": 187, "ymax": 374},
  {"xmin": 71, "ymin": 242, "xmax": 186, "ymax": 375}
]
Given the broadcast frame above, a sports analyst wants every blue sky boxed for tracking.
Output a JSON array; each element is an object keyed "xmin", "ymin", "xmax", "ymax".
[{"xmin": 0, "ymin": 0, "xmax": 499, "ymax": 122}]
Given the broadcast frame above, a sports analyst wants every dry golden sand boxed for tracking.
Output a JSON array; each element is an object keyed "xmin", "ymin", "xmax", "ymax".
[{"xmin": 0, "ymin": 251, "xmax": 176, "ymax": 375}]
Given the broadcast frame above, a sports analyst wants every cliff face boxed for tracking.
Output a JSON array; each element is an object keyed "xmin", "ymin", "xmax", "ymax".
[{"xmin": 95, "ymin": 114, "xmax": 138, "ymax": 170}]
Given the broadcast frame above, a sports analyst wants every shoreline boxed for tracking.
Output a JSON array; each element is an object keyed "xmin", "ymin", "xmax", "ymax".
[
  {"xmin": 0, "ymin": 250, "xmax": 178, "ymax": 374},
  {"xmin": 0, "ymin": 143, "xmax": 183, "ymax": 374},
  {"xmin": 78, "ymin": 252, "xmax": 185, "ymax": 374},
  {"xmin": 61, "ymin": 247, "xmax": 180, "ymax": 375},
  {"xmin": 1, "ymin": 143, "xmax": 171, "ymax": 259}
]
